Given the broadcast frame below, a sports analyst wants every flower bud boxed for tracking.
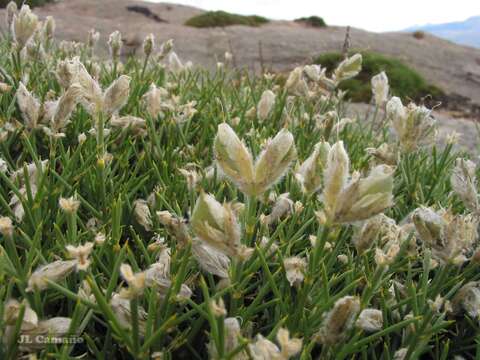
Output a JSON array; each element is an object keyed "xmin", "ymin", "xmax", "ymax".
[
  {"xmin": 133, "ymin": 199, "xmax": 152, "ymax": 231},
  {"xmin": 254, "ymin": 128, "xmax": 297, "ymax": 195},
  {"xmin": 316, "ymin": 296, "xmax": 360, "ymax": 345},
  {"xmin": 191, "ymin": 192, "xmax": 249, "ymax": 258},
  {"xmin": 214, "ymin": 123, "xmax": 255, "ymax": 195},
  {"xmin": 371, "ymin": 71, "xmax": 389, "ymax": 106},
  {"xmin": 143, "ymin": 33, "xmax": 155, "ymax": 57},
  {"xmin": 43, "ymin": 16, "xmax": 55, "ymax": 40},
  {"xmin": 192, "ymin": 240, "xmax": 230, "ymax": 278},
  {"xmin": 6, "ymin": 1, "xmax": 17, "ymax": 30},
  {"xmin": 334, "ymin": 53, "xmax": 362, "ymax": 84},
  {"xmin": 103, "ymin": 75, "xmax": 131, "ymax": 117},
  {"xmin": 108, "ymin": 30, "xmax": 122, "ymax": 61},
  {"xmin": 322, "ymin": 141, "xmax": 350, "ymax": 218},
  {"xmin": 16, "ymin": 82, "xmax": 40, "ymax": 129},
  {"xmin": 0, "ymin": 216, "xmax": 14, "ymax": 238},
  {"xmin": 296, "ymin": 141, "xmax": 331, "ymax": 193},
  {"xmin": 451, "ymin": 158, "xmax": 479, "ymax": 213},
  {"xmin": 11, "ymin": 4, "xmax": 38, "ymax": 49},
  {"xmin": 257, "ymin": 89, "xmax": 276, "ymax": 121}
]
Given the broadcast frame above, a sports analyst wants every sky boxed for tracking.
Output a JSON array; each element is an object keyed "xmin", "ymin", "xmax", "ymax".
[{"xmin": 146, "ymin": 0, "xmax": 480, "ymax": 32}]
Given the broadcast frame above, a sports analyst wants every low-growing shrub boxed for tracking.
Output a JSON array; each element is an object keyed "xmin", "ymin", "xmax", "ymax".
[
  {"xmin": 413, "ymin": 30, "xmax": 426, "ymax": 40},
  {"xmin": 185, "ymin": 10, "xmax": 269, "ymax": 28},
  {"xmin": 295, "ymin": 15, "xmax": 327, "ymax": 28},
  {"xmin": 315, "ymin": 51, "xmax": 443, "ymax": 102}
]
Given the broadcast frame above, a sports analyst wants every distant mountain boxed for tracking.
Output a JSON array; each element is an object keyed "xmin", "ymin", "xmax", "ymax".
[{"xmin": 407, "ymin": 16, "xmax": 480, "ymax": 48}]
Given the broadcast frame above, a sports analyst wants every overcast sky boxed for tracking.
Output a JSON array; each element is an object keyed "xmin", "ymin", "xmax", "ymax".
[{"xmin": 146, "ymin": 0, "xmax": 480, "ymax": 32}]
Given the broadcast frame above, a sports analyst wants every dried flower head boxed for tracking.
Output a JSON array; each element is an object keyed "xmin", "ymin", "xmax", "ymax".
[
  {"xmin": 119, "ymin": 263, "xmax": 146, "ymax": 298},
  {"xmin": 110, "ymin": 293, "xmax": 147, "ymax": 336},
  {"xmin": 452, "ymin": 281, "xmax": 480, "ymax": 320},
  {"xmin": 16, "ymin": 82, "xmax": 40, "ymax": 129},
  {"xmin": 6, "ymin": 1, "xmax": 17, "ymax": 30},
  {"xmin": 261, "ymin": 193, "xmax": 294, "ymax": 226}
]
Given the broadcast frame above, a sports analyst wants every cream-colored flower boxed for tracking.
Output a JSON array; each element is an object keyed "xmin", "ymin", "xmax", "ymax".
[
  {"xmin": 333, "ymin": 53, "xmax": 362, "ymax": 84},
  {"xmin": 210, "ymin": 298, "xmax": 227, "ymax": 317},
  {"xmin": 11, "ymin": 4, "xmax": 38, "ymax": 49},
  {"xmin": 261, "ymin": 193, "xmax": 293, "ymax": 225},
  {"xmin": 59, "ymin": 196, "xmax": 80, "ymax": 214},
  {"xmin": 296, "ymin": 141, "xmax": 331, "ymax": 193},
  {"xmin": 108, "ymin": 30, "xmax": 122, "ymax": 61},
  {"xmin": 119, "ymin": 263, "xmax": 146, "ymax": 298},
  {"xmin": 283, "ymin": 256, "xmax": 307, "ymax": 287},
  {"xmin": 66, "ymin": 242, "xmax": 94, "ymax": 271},
  {"xmin": 371, "ymin": 71, "xmax": 389, "ymax": 106},
  {"xmin": 192, "ymin": 240, "xmax": 230, "ymax": 278},
  {"xmin": 143, "ymin": 33, "xmax": 155, "ymax": 57},
  {"xmin": 133, "ymin": 199, "xmax": 152, "ymax": 231},
  {"xmin": 387, "ymin": 97, "xmax": 436, "ymax": 152},
  {"xmin": 0, "ymin": 216, "xmax": 14, "ymax": 237},
  {"xmin": 257, "ymin": 89, "xmax": 276, "ymax": 121},
  {"xmin": 356, "ymin": 308, "xmax": 383, "ymax": 332},
  {"xmin": 323, "ymin": 150, "xmax": 395, "ymax": 223},
  {"xmin": 413, "ymin": 207, "xmax": 477, "ymax": 265},
  {"xmin": 316, "ymin": 296, "xmax": 360, "ymax": 345},
  {"xmin": 191, "ymin": 192, "xmax": 252, "ymax": 259},
  {"xmin": 451, "ymin": 158, "xmax": 479, "ymax": 213}
]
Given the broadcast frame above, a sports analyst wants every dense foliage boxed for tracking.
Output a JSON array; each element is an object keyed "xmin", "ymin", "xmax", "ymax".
[
  {"xmin": 315, "ymin": 52, "xmax": 443, "ymax": 103},
  {"xmin": 294, "ymin": 16, "xmax": 327, "ymax": 28},
  {"xmin": 185, "ymin": 11, "xmax": 269, "ymax": 28}
]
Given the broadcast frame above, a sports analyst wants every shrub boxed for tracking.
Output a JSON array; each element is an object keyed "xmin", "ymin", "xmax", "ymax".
[
  {"xmin": 295, "ymin": 15, "xmax": 327, "ymax": 28},
  {"xmin": 413, "ymin": 30, "xmax": 426, "ymax": 40},
  {"xmin": 315, "ymin": 51, "xmax": 443, "ymax": 102},
  {"xmin": 185, "ymin": 10, "xmax": 269, "ymax": 28}
]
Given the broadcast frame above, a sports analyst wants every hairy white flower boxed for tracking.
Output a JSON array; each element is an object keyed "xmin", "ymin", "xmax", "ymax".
[
  {"xmin": 356, "ymin": 308, "xmax": 383, "ymax": 332},
  {"xmin": 371, "ymin": 71, "xmax": 389, "ymax": 106},
  {"xmin": 283, "ymin": 256, "xmax": 307, "ymax": 287},
  {"xmin": 387, "ymin": 97, "xmax": 436, "ymax": 152},
  {"xmin": 11, "ymin": 5, "xmax": 38, "ymax": 49},
  {"xmin": 66, "ymin": 242, "xmax": 94, "ymax": 271},
  {"xmin": 316, "ymin": 296, "xmax": 360, "ymax": 345},
  {"xmin": 257, "ymin": 89, "xmax": 276, "ymax": 121},
  {"xmin": 333, "ymin": 54, "xmax": 362, "ymax": 84},
  {"xmin": 451, "ymin": 158, "xmax": 479, "ymax": 213}
]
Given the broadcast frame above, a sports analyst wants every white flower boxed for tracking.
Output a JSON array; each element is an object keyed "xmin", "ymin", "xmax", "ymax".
[
  {"xmin": 283, "ymin": 256, "xmax": 307, "ymax": 287},
  {"xmin": 66, "ymin": 242, "xmax": 94, "ymax": 271},
  {"xmin": 371, "ymin": 71, "xmax": 389, "ymax": 106},
  {"xmin": 257, "ymin": 89, "xmax": 276, "ymax": 121},
  {"xmin": 356, "ymin": 308, "xmax": 383, "ymax": 332}
]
